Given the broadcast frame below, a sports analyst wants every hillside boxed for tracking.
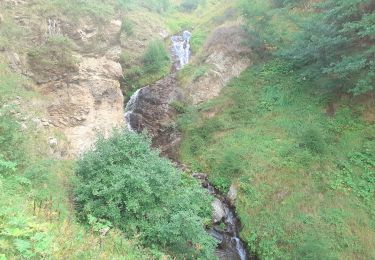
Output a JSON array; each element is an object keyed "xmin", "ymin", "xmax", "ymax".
[
  {"xmin": 179, "ymin": 0, "xmax": 375, "ymax": 259},
  {"xmin": 0, "ymin": 0, "xmax": 374, "ymax": 259}
]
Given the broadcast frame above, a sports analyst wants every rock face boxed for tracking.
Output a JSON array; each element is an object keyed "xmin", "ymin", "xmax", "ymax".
[
  {"xmin": 187, "ymin": 25, "xmax": 251, "ymax": 104},
  {"xmin": 125, "ymin": 75, "xmax": 183, "ymax": 159},
  {"xmin": 40, "ymin": 18, "xmax": 124, "ymax": 156},
  {"xmin": 6, "ymin": 9, "xmax": 126, "ymax": 156},
  {"xmin": 41, "ymin": 56, "xmax": 124, "ymax": 155}
]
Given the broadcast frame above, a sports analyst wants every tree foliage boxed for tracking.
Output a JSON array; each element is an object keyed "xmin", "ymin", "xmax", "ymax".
[
  {"xmin": 74, "ymin": 131, "xmax": 216, "ymax": 259},
  {"xmin": 242, "ymin": 0, "xmax": 375, "ymax": 95}
]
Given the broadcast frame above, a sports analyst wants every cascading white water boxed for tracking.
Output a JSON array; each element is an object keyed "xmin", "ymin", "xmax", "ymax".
[
  {"xmin": 171, "ymin": 30, "xmax": 191, "ymax": 70},
  {"xmin": 233, "ymin": 237, "xmax": 248, "ymax": 260},
  {"xmin": 124, "ymin": 88, "xmax": 143, "ymax": 131},
  {"xmin": 125, "ymin": 31, "xmax": 192, "ymax": 131}
]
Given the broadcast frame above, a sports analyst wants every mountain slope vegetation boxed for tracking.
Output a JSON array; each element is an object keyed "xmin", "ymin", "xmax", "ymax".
[
  {"xmin": 179, "ymin": 0, "xmax": 375, "ymax": 259},
  {"xmin": 0, "ymin": 0, "xmax": 373, "ymax": 259}
]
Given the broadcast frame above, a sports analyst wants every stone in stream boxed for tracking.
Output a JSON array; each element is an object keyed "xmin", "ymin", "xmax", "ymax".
[{"xmin": 212, "ymin": 198, "xmax": 228, "ymax": 223}]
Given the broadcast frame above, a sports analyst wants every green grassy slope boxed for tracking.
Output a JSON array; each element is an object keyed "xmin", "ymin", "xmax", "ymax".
[{"xmin": 179, "ymin": 60, "xmax": 375, "ymax": 259}]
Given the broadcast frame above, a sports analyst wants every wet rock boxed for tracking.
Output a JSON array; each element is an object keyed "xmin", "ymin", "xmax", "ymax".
[
  {"xmin": 207, "ymin": 228, "xmax": 225, "ymax": 243},
  {"xmin": 125, "ymin": 75, "xmax": 184, "ymax": 159},
  {"xmin": 212, "ymin": 198, "xmax": 227, "ymax": 223}
]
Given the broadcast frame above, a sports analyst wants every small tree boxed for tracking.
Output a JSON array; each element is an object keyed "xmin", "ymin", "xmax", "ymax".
[{"xmin": 74, "ymin": 131, "xmax": 216, "ymax": 258}]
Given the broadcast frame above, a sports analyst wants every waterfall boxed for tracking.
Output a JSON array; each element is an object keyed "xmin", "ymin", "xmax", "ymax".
[
  {"xmin": 124, "ymin": 88, "xmax": 143, "ymax": 132},
  {"xmin": 125, "ymin": 31, "xmax": 192, "ymax": 131},
  {"xmin": 123, "ymin": 30, "xmax": 250, "ymax": 258},
  {"xmin": 233, "ymin": 237, "xmax": 248, "ymax": 260},
  {"xmin": 171, "ymin": 30, "xmax": 191, "ymax": 70}
]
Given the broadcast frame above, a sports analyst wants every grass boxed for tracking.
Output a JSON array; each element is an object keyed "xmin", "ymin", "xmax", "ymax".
[
  {"xmin": 179, "ymin": 59, "xmax": 375, "ymax": 259},
  {"xmin": 30, "ymin": 0, "xmax": 117, "ymax": 21}
]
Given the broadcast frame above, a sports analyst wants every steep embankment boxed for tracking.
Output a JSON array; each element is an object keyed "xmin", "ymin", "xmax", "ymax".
[{"xmin": 179, "ymin": 2, "xmax": 375, "ymax": 258}]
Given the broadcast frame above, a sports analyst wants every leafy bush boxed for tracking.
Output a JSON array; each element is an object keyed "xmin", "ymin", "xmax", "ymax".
[
  {"xmin": 142, "ymin": 40, "xmax": 170, "ymax": 73},
  {"xmin": 0, "ymin": 108, "xmax": 23, "ymax": 167},
  {"xmin": 74, "ymin": 131, "xmax": 216, "ymax": 258}
]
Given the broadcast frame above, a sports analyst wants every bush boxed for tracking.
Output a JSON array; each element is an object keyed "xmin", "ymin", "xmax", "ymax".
[
  {"xmin": 142, "ymin": 40, "xmax": 170, "ymax": 73},
  {"xmin": 74, "ymin": 131, "xmax": 216, "ymax": 258}
]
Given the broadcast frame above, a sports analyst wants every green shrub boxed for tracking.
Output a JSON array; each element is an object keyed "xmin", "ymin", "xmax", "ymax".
[
  {"xmin": 74, "ymin": 131, "xmax": 216, "ymax": 258},
  {"xmin": 0, "ymin": 109, "xmax": 23, "ymax": 165},
  {"xmin": 193, "ymin": 66, "xmax": 208, "ymax": 81},
  {"xmin": 142, "ymin": 40, "xmax": 170, "ymax": 73}
]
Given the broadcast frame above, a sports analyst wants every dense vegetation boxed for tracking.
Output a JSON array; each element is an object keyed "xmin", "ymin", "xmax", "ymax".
[
  {"xmin": 74, "ymin": 132, "xmax": 216, "ymax": 258},
  {"xmin": 242, "ymin": 0, "xmax": 375, "ymax": 95},
  {"xmin": 179, "ymin": 0, "xmax": 375, "ymax": 259}
]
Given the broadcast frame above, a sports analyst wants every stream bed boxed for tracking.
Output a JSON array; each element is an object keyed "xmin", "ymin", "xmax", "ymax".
[
  {"xmin": 124, "ymin": 31, "xmax": 250, "ymax": 259},
  {"xmin": 191, "ymin": 172, "xmax": 249, "ymax": 260}
]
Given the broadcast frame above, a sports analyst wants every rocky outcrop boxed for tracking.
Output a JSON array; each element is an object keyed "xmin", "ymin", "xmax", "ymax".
[
  {"xmin": 187, "ymin": 25, "xmax": 251, "ymax": 104},
  {"xmin": 2, "ymin": 3, "xmax": 125, "ymax": 156},
  {"xmin": 125, "ymin": 75, "xmax": 183, "ymax": 159},
  {"xmin": 40, "ymin": 17, "xmax": 124, "ymax": 156},
  {"xmin": 40, "ymin": 56, "xmax": 124, "ymax": 155}
]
